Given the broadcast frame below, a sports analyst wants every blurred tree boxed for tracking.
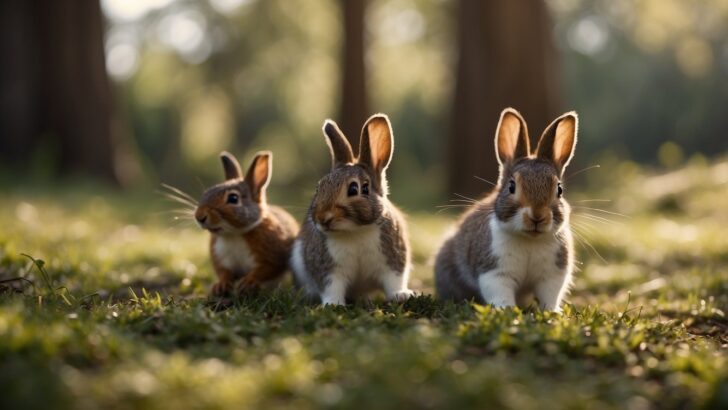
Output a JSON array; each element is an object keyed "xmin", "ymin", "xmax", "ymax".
[
  {"xmin": 449, "ymin": 0, "xmax": 561, "ymax": 198},
  {"xmin": 340, "ymin": 0, "xmax": 369, "ymax": 145},
  {"xmin": 0, "ymin": 0, "xmax": 124, "ymax": 183}
]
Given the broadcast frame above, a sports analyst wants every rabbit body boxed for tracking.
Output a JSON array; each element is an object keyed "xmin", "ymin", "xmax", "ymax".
[
  {"xmin": 196, "ymin": 151, "xmax": 298, "ymax": 296},
  {"xmin": 436, "ymin": 200, "xmax": 573, "ymax": 310},
  {"xmin": 435, "ymin": 108, "xmax": 578, "ymax": 311},
  {"xmin": 292, "ymin": 202, "xmax": 410, "ymax": 304},
  {"xmin": 291, "ymin": 115, "xmax": 413, "ymax": 305}
]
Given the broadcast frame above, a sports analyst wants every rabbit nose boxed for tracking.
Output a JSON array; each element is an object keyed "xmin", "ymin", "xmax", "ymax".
[
  {"xmin": 196, "ymin": 214, "xmax": 207, "ymax": 224},
  {"xmin": 316, "ymin": 212, "xmax": 334, "ymax": 228},
  {"xmin": 530, "ymin": 216, "xmax": 545, "ymax": 226}
]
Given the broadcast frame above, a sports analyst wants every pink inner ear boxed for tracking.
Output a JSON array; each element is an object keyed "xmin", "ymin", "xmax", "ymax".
[
  {"xmin": 498, "ymin": 115, "xmax": 522, "ymax": 160},
  {"xmin": 364, "ymin": 119, "xmax": 392, "ymax": 171},
  {"xmin": 553, "ymin": 118, "xmax": 576, "ymax": 164},
  {"xmin": 370, "ymin": 133, "xmax": 390, "ymax": 169}
]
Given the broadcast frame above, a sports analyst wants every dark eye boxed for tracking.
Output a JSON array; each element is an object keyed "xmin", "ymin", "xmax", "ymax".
[
  {"xmin": 557, "ymin": 183, "xmax": 563, "ymax": 198},
  {"xmin": 362, "ymin": 183, "xmax": 369, "ymax": 195},
  {"xmin": 508, "ymin": 180, "xmax": 516, "ymax": 194},
  {"xmin": 347, "ymin": 181, "xmax": 359, "ymax": 197},
  {"xmin": 227, "ymin": 193, "xmax": 239, "ymax": 204}
]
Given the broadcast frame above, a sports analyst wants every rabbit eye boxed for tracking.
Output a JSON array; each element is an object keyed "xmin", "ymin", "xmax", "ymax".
[
  {"xmin": 508, "ymin": 180, "xmax": 516, "ymax": 194},
  {"xmin": 227, "ymin": 193, "xmax": 240, "ymax": 204},
  {"xmin": 557, "ymin": 183, "xmax": 563, "ymax": 198},
  {"xmin": 362, "ymin": 183, "xmax": 369, "ymax": 195},
  {"xmin": 347, "ymin": 181, "xmax": 359, "ymax": 197}
]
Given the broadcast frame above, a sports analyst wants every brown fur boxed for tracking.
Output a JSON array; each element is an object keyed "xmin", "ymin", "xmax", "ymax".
[
  {"xmin": 210, "ymin": 206, "xmax": 298, "ymax": 293},
  {"xmin": 196, "ymin": 151, "xmax": 299, "ymax": 296}
]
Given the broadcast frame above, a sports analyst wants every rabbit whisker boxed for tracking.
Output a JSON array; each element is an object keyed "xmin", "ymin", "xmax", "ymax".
[
  {"xmin": 195, "ymin": 177, "xmax": 206, "ymax": 192},
  {"xmin": 160, "ymin": 192, "xmax": 198, "ymax": 209},
  {"xmin": 571, "ymin": 206, "xmax": 628, "ymax": 218},
  {"xmin": 152, "ymin": 209, "xmax": 196, "ymax": 219},
  {"xmin": 448, "ymin": 199, "xmax": 479, "ymax": 204},
  {"xmin": 435, "ymin": 204, "xmax": 472, "ymax": 214},
  {"xmin": 572, "ymin": 213, "xmax": 622, "ymax": 226},
  {"xmin": 452, "ymin": 193, "xmax": 479, "ymax": 204},
  {"xmin": 566, "ymin": 164, "xmax": 600, "ymax": 179},
  {"xmin": 434, "ymin": 204, "xmax": 472, "ymax": 208},
  {"xmin": 161, "ymin": 183, "xmax": 198, "ymax": 204},
  {"xmin": 569, "ymin": 225, "xmax": 607, "ymax": 263},
  {"xmin": 473, "ymin": 175, "xmax": 497, "ymax": 186},
  {"xmin": 572, "ymin": 199, "xmax": 612, "ymax": 203},
  {"xmin": 571, "ymin": 220, "xmax": 617, "ymax": 247}
]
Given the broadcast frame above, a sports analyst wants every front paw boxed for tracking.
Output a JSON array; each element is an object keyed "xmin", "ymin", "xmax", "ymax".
[
  {"xmin": 389, "ymin": 289, "xmax": 415, "ymax": 302},
  {"xmin": 211, "ymin": 281, "xmax": 232, "ymax": 297},
  {"xmin": 234, "ymin": 276, "xmax": 260, "ymax": 295},
  {"xmin": 321, "ymin": 297, "xmax": 346, "ymax": 306}
]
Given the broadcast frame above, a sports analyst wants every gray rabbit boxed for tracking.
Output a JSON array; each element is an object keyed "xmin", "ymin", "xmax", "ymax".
[{"xmin": 291, "ymin": 114, "xmax": 413, "ymax": 305}]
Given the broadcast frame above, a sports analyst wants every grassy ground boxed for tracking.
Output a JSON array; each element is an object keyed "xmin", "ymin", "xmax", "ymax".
[{"xmin": 1, "ymin": 158, "xmax": 727, "ymax": 410}]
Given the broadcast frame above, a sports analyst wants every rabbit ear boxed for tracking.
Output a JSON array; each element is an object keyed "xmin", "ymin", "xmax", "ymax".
[
  {"xmin": 244, "ymin": 151, "xmax": 272, "ymax": 200},
  {"xmin": 322, "ymin": 120, "xmax": 354, "ymax": 168},
  {"xmin": 220, "ymin": 151, "xmax": 242, "ymax": 180},
  {"xmin": 536, "ymin": 111, "xmax": 578, "ymax": 175},
  {"xmin": 494, "ymin": 108, "xmax": 530, "ymax": 165},
  {"xmin": 359, "ymin": 113, "xmax": 394, "ymax": 177}
]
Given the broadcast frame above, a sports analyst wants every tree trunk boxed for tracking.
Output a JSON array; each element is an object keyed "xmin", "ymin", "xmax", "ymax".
[
  {"xmin": 340, "ymin": 0, "xmax": 368, "ymax": 147},
  {"xmin": 0, "ymin": 0, "xmax": 121, "ymax": 184},
  {"xmin": 0, "ymin": 0, "xmax": 41, "ymax": 162},
  {"xmin": 449, "ymin": 0, "xmax": 561, "ymax": 198}
]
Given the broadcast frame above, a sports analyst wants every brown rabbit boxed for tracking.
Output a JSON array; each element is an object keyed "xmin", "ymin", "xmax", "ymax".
[
  {"xmin": 434, "ymin": 108, "xmax": 578, "ymax": 311},
  {"xmin": 290, "ymin": 114, "xmax": 413, "ymax": 305},
  {"xmin": 195, "ymin": 151, "xmax": 299, "ymax": 296}
]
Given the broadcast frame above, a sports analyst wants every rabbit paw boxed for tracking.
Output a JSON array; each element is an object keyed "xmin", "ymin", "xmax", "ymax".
[
  {"xmin": 211, "ymin": 281, "xmax": 232, "ymax": 297},
  {"xmin": 390, "ymin": 289, "xmax": 415, "ymax": 302},
  {"xmin": 234, "ymin": 276, "xmax": 260, "ymax": 295}
]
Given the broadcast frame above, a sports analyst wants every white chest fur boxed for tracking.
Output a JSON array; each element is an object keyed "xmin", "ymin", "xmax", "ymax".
[
  {"xmin": 326, "ymin": 224, "xmax": 390, "ymax": 280},
  {"xmin": 488, "ymin": 215, "xmax": 563, "ymax": 286},
  {"xmin": 213, "ymin": 235, "xmax": 256, "ymax": 272}
]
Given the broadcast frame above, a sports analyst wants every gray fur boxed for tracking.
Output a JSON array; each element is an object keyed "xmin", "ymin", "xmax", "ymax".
[
  {"xmin": 434, "ymin": 108, "xmax": 578, "ymax": 307},
  {"xmin": 297, "ymin": 215, "xmax": 334, "ymax": 291},
  {"xmin": 378, "ymin": 206, "xmax": 409, "ymax": 274},
  {"xmin": 435, "ymin": 201, "xmax": 497, "ymax": 302},
  {"xmin": 292, "ymin": 115, "xmax": 411, "ymax": 302}
]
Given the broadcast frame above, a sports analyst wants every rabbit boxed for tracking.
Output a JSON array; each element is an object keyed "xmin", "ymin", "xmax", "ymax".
[
  {"xmin": 434, "ymin": 108, "xmax": 578, "ymax": 312},
  {"xmin": 290, "ymin": 114, "xmax": 414, "ymax": 305},
  {"xmin": 195, "ymin": 151, "xmax": 299, "ymax": 297}
]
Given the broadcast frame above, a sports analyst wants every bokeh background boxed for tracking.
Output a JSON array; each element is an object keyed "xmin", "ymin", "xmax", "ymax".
[
  {"xmin": 2, "ymin": 2, "xmax": 728, "ymax": 409},
  {"xmin": 1, "ymin": 0, "xmax": 727, "ymax": 207}
]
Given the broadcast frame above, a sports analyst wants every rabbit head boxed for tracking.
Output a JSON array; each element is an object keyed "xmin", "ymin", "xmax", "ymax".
[
  {"xmin": 195, "ymin": 151, "xmax": 272, "ymax": 235},
  {"xmin": 310, "ymin": 114, "xmax": 395, "ymax": 233},
  {"xmin": 492, "ymin": 108, "xmax": 578, "ymax": 236}
]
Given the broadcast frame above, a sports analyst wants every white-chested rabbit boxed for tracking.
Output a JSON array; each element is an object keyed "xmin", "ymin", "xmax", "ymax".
[
  {"xmin": 290, "ymin": 114, "xmax": 414, "ymax": 305},
  {"xmin": 195, "ymin": 151, "xmax": 299, "ymax": 296},
  {"xmin": 435, "ymin": 108, "xmax": 578, "ymax": 311}
]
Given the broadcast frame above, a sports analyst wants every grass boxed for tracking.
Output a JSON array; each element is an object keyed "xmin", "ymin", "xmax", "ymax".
[{"xmin": 1, "ymin": 158, "xmax": 727, "ymax": 409}]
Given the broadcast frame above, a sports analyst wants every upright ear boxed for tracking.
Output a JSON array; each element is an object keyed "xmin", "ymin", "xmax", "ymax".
[
  {"xmin": 244, "ymin": 151, "xmax": 272, "ymax": 200},
  {"xmin": 536, "ymin": 111, "xmax": 578, "ymax": 175},
  {"xmin": 358, "ymin": 113, "xmax": 394, "ymax": 177},
  {"xmin": 322, "ymin": 119, "xmax": 354, "ymax": 168},
  {"xmin": 494, "ymin": 108, "xmax": 530, "ymax": 165},
  {"xmin": 220, "ymin": 151, "xmax": 242, "ymax": 180}
]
